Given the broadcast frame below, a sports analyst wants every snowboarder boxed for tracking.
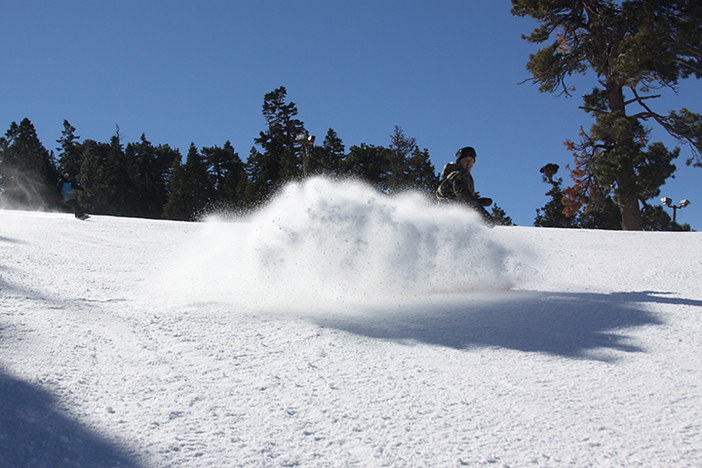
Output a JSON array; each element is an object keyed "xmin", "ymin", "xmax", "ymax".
[
  {"xmin": 436, "ymin": 146, "xmax": 495, "ymax": 227},
  {"xmin": 57, "ymin": 171, "xmax": 89, "ymax": 220}
]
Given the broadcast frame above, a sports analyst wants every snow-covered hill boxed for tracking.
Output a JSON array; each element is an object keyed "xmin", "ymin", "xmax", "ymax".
[{"xmin": 2, "ymin": 178, "xmax": 701, "ymax": 467}]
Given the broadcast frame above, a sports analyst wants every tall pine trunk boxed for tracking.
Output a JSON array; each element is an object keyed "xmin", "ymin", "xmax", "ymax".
[
  {"xmin": 609, "ymin": 83, "xmax": 644, "ymax": 231},
  {"xmin": 617, "ymin": 167, "xmax": 644, "ymax": 231}
]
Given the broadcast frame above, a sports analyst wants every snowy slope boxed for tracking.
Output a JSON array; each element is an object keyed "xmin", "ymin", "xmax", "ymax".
[{"xmin": 1, "ymin": 177, "xmax": 701, "ymax": 468}]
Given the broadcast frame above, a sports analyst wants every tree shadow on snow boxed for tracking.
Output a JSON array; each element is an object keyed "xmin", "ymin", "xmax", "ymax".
[
  {"xmin": 312, "ymin": 291, "xmax": 691, "ymax": 361},
  {"xmin": 0, "ymin": 367, "xmax": 143, "ymax": 468},
  {"xmin": 0, "ymin": 235, "xmax": 29, "ymax": 244}
]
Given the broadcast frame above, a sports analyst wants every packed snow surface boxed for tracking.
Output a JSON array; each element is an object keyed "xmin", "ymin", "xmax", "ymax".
[{"xmin": 1, "ymin": 177, "xmax": 701, "ymax": 467}]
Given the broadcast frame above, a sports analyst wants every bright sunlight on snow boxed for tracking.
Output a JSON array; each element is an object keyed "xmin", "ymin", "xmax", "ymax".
[{"xmin": 1, "ymin": 178, "xmax": 701, "ymax": 467}]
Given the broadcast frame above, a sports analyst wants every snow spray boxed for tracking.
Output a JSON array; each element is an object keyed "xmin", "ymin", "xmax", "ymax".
[{"xmin": 152, "ymin": 177, "xmax": 517, "ymax": 309}]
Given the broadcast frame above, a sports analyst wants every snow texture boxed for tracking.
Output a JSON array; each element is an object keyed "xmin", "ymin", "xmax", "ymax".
[{"xmin": 1, "ymin": 177, "xmax": 701, "ymax": 467}]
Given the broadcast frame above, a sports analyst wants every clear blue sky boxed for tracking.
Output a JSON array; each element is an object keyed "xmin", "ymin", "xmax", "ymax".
[{"xmin": 2, "ymin": 0, "xmax": 700, "ymax": 228}]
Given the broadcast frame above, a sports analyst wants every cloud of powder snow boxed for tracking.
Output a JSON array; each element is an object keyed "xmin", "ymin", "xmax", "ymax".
[{"xmin": 151, "ymin": 177, "xmax": 521, "ymax": 309}]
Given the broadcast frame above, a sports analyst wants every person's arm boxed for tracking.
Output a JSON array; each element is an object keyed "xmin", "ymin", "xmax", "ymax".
[{"xmin": 453, "ymin": 174, "xmax": 476, "ymax": 202}]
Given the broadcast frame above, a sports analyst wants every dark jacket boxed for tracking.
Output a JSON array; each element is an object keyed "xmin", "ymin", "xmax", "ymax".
[
  {"xmin": 436, "ymin": 162, "xmax": 494, "ymax": 227},
  {"xmin": 436, "ymin": 162, "xmax": 477, "ymax": 203}
]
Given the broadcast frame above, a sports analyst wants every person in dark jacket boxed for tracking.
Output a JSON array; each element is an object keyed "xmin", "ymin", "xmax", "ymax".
[
  {"xmin": 57, "ymin": 172, "xmax": 88, "ymax": 219},
  {"xmin": 436, "ymin": 146, "xmax": 494, "ymax": 226}
]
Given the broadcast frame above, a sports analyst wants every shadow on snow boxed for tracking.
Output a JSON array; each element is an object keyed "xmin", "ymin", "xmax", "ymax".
[
  {"xmin": 0, "ymin": 367, "xmax": 143, "ymax": 468},
  {"xmin": 0, "ymin": 268, "xmax": 141, "ymax": 466},
  {"xmin": 311, "ymin": 291, "xmax": 693, "ymax": 361},
  {"xmin": 0, "ymin": 314, "xmax": 142, "ymax": 468}
]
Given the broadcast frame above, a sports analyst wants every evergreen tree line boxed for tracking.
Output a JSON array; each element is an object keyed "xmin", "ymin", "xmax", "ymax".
[
  {"xmin": 0, "ymin": 83, "xmax": 692, "ymax": 231},
  {"xmin": 0, "ymin": 87, "xmax": 456, "ymax": 221}
]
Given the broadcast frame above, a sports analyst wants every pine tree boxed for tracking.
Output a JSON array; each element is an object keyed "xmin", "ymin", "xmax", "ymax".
[
  {"xmin": 404, "ymin": 147, "xmax": 440, "ymax": 196},
  {"xmin": 308, "ymin": 128, "xmax": 345, "ymax": 176},
  {"xmin": 576, "ymin": 196, "xmax": 623, "ymax": 229},
  {"xmin": 56, "ymin": 120, "xmax": 82, "ymax": 177},
  {"xmin": 387, "ymin": 126, "xmax": 417, "ymax": 193},
  {"xmin": 0, "ymin": 118, "xmax": 57, "ymax": 210},
  {"xmin": 202, "ymin": 141, "xmax": 248, "ymax": 211},
  {"xmin": 106, "ymin": 128, "xmax": 134, "ymax": 215},
  {"xmin": 248, "ymin": 87, "xmax": 307, "ymax": 202},
  {"xmin": 491, "ymin": 205, "xmax": 515, "ymax": 226},
  {"xmin": 385, "ymin": 126, "xmax": 439, "ymax": 195},
  {"xmin": 124, "ymin": 134, "xmax": 178, "ymax": 218},
  {"xmin": 667, "ymin": 108, "xmax": 702, "ymax": 167},
  {"xmin": 512, "ymin": 0, "xmax": 702, "ymax": 230},
  {"xmin": 163, "ymin": 144, "xmax": 214, "ymax": 220},
  {"xmin": 162, "ymin": 157, "xmax": 187, "ymax": 220},
  {"xmin": 86, "ymin": 128, "xmax": 134, "ymax": 216},
  {"xmin": 639, "ymin": 203, "xmax": 682, "ymax": 231},
  {"xmin": 534, "ymin": 164, "xmax": 576, "ymax": 228},
  {"xmin": 77, "ymin": 127, "xmax": 133, "ymax": 216},
  {"xmin": 78, "ymin": 140, "xmax": 112, "ymax": 214},
  {"xmin": 342, "ymin": 144, "xmax": 391, "ymax": 191}
]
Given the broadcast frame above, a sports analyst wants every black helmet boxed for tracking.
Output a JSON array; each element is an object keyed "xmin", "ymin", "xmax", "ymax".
[{"xmin": 456, "ymin": 147, "xmax": 476, "ymax": 163}]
